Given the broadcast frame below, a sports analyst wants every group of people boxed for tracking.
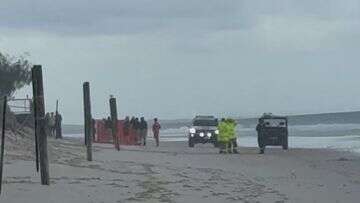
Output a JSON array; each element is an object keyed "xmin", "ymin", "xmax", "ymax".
[
  {"xmin": 45, "ymin": 112, "xmax": 62, "ymax": 139},
  {"xmin": 122, "ymin": 117, "xmax": 161, "ymax": 147},
  {"xmin": 217, "ymin": 118, "xmax": 238, "ymax": 154}
]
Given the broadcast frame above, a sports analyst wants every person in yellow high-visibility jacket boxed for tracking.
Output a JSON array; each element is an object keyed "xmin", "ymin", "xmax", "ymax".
[
  {"xmin": 218, "ymin": 119, "xmax": 229, "ymax": 153},
  {"xmin": 227, "ymin": 119, "xmax": 238, "ymax": 154},
  {"xmin": 218, "ymin": 118, "xmax": 238, "ymax": 154}
]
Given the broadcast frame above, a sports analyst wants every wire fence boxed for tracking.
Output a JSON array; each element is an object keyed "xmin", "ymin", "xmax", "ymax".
[
  {"xmin": 0, "ymin": 97, "xmax": 34, "ymax": 132},
  {"xmin": 8, "ymin": 98, "xmax": 32, "ymax": 115}
]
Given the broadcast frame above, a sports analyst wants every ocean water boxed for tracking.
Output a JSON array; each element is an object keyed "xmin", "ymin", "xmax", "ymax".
[{"xmin": 64, "ymin": 123, "xmax": 360, "ymax": 154}]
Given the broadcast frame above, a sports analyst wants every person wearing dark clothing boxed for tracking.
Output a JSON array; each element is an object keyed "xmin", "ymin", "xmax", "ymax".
[
  {"xmin": 105, "ymin": 116, "xmax": 112, "ymax": 136},
  {"xmin": 152, "ymin": 118, "xmax": 161, "ymax": 147},
  {"xmin": 123, "ymin": 116, "xmax": 131, "ymax": 144},
  {"xmin": 105, "ymin": 117, "xmax": 112, "ymax": 129},
  {"xmin": 129, "ymin": 117, "xmax": 136, "ymax": 144},
  {"xmin": 130, "ymin": 117, "xmax": 136, "ymax": 129},
  {"xmin": 55, "ymin": 112, "xmax": 63, "ymax": 139},
  {"xmin": 123, "ymin": 116, "xmax": 130, "ymax": 136},
  {"xmin": 134, "ymin": 118, "xmax": 141, "ymax": 145},
  {"xmin": 139, "ymin": 117, "xmax": 148, "ymax": 146},
  {"xmin": 50, "ymin": 112, "xmax": 56, "ymax": 136},
  {"xmin": 256, "ymin": 121, "xmax": 265, "ymax": 154}
]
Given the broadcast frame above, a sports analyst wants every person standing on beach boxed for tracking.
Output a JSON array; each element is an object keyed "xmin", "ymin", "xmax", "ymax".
[
  {"xmin": 218, "ymin": 118, "xmax": 237, "ymax": 154},
  {"xmin": 218, "ymin": 118, "xmax": 230, "ymax": 153},
  {"xmin": 123, "ymin": 116, "xmax": 130, "ymax": 143},
  {"xmin": 49, "ymin": 112, "xmax": 56, "ymax": 136},
  {"xmin": 130, "ymin": 117, "xmax": 136, "ymax": 130},
  {"xmin": 123, "ymin": 117, "xmax": 130, "ymax": 135},
  {"xmin": 256, "ymin": 120, "xmax": 265, "ymax": 154},
  {"xmin": 130, "ymin": 117, "xmax": 136, "ymax": 144},
  {"xmin": 152, "ymin": 118, "xmax": 161, "ymax": 147},
  {"xmin": 105, "ymin": 116, "xmax": 112, "ymax": 135},
  {"xmin": 228, "ymin": 119, "xmax": 238, "ymax": 154},
  {"xmin": 139, "ymin": 117, "xmax": 148, "ymax": 146},
  {"xmin": 134, "ymin": 117, "xmax": 141, "ymax": 145}
]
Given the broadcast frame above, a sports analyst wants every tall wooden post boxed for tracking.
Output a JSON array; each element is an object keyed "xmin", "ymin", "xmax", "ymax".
[
  {"xmin": 31, "ymin": 69, "xmax": 39, "ymax": 172},
  {"xmin": 32, "ymin": 65, "xmax": 50, "ymax": 185},
  {"xmin": 83, "ymin": 82, "xmax": 92, "ymax": 161},
  {"xmin": 0, "ymin": 96, "xmax": 7, "ymax": 194},
  {"xmin": 109, "ymin": 97, "xmax": 120, "ymax": 151}
]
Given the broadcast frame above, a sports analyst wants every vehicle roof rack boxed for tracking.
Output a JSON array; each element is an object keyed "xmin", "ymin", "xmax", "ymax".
[{"xmin": 260, "ymin": 113, "xmax": 287, "ymax": 119}]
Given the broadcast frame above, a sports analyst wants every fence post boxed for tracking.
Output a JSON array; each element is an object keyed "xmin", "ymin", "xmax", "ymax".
[
  {"xmin": 109, "ymin": 97, "xmax": 120, "ymax": 151},
  {"xmin": 83, "ymin": 82, "xmax": 92, "ymax": 161},
  {"xmin": 32, "ymin": 65, "xmax": 50, "ymax": 185},
  {"xmin": 0, "ymin": 96, "xmax": 7, "ymax": 194},
  {"xmin": 31, "ymin": 69, "xmax": 40, "ymax": 172}
]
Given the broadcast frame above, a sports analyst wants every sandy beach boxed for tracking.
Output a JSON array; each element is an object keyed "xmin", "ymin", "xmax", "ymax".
[
  {"xmin": 2, "ymin": 0, "xmax": 360, "ymax": 202},
  {"xmin": 1, "ymin": 135, "xmax": 360, "ymax": 203}
]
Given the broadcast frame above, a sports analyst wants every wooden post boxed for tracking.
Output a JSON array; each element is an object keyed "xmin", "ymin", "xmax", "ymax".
[
  {"xmin": 32, "ymin": 65, "xmax": 50, "ymax": 185},
  {"xmin": 109, "ymin": 97, "xmax": 120, "ymax": 151},
  {"xmin": 83, "ymin": 82, "xmax": 92, "ymax": 161},
  {"xmin": 0, "ymin": 96, "xmax": 7, "ymax": 195},
  {"xmin": 31, "ymin": 69, "xmax": 39, "ymax": 172}
]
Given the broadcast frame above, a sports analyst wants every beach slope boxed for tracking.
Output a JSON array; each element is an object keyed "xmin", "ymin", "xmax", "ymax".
[{"xmin": 1, "ymin": 138, "xmax": 360, "ymax": 203}]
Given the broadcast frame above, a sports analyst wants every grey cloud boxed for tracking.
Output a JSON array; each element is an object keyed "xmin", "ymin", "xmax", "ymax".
[
  {"xmin": 1, "ymin": 0, "xmax": 358, "ymax": 35},
  {"xmin": 2, "ymin": 0, "xmax": 360, "ymax": 122},
  {"xmin": 0, "ymin": 0, "xmax": 242, "ymax": 34}
]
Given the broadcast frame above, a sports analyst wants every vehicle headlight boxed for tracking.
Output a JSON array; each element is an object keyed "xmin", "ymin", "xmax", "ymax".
[
  {"xmin": 189, "ymin": 128, "xmax": 196, "ymax": 134},
  {"xmin": 207, "ymin": 133, "xmax": 212, "ymax": 137},
  {"xmin": 199, "ymin": 132, "xmax": 205, "ymax": 137},
  {"xmin": 190, "ymin": 134, "xmax": 195, "ymax": 138},
  {"xmin": 215, "ymin": 130, "xmax": 219, "ymax": 135}
]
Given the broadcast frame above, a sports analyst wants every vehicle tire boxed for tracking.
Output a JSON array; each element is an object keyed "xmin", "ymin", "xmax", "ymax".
[
  {"xmin": 213, "ymin": 141, "xmax": 219, "ymax": 148},
  {"xmin": 189, "ymin": 140, "xmax": 195, "ymax": 148}
]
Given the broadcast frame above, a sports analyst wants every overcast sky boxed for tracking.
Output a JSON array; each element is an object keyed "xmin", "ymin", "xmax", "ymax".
[{"xmin": 1, "ymin": 0, "xmax": 360, "ymax": 124}]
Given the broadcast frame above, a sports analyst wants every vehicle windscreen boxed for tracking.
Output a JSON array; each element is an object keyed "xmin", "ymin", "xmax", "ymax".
[
  {"xmin": 263, "ymin": 119, "xmax": 287, "ymax": 128},
  {"xmin": 193, "ymin": 119, "xmax": 218, "ymax": 126}
]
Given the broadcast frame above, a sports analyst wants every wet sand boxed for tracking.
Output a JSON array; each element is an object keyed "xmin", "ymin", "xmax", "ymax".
[{"xmin": 1, "ymin": 137, "xmax": 360, "ymax": 203}]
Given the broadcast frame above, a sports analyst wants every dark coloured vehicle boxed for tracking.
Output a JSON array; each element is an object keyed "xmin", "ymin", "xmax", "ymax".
[
  {"xmin": 257, "ymin": 114, "xmax": 289, "ymax": 154},
  {"xmin": 188, "ymin": 116, "xmax": 219, "ymax": 148}
]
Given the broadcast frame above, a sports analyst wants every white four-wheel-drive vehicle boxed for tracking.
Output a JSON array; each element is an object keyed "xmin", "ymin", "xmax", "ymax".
[{"xmin": 188, "ymin": 116, "xmax": 219, "ymax": 148}]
